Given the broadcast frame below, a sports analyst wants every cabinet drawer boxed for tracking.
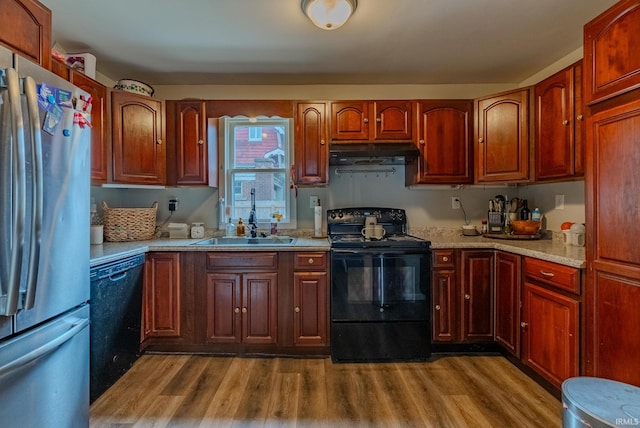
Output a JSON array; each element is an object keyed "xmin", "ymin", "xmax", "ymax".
[
  {"xmin": 524, "ymin": 258, "xmax": 580, "ymax": 294},
  {"xmin": 294, "ymin": 252, "xmax": 327, "ymax": 270},
  {"xmin": 207, "ymin": 252, "xmax": 278, "ymax": 270},
  {"xmin": 433, "ymin": 250, "xmax": 455, "ymax": 268}
]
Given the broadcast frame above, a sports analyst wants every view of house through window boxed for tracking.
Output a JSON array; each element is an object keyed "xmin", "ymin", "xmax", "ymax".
[{"xmin": 223, "ymin": 117, "xmax": 294, "ymax": 228}]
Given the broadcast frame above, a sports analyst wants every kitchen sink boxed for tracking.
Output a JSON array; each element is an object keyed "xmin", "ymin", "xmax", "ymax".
[{"xmin": 191, "ymin": 236, "xmax": 296, "ymax": 246}]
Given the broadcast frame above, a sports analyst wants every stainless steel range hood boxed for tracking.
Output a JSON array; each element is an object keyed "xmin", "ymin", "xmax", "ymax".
[{"xmin": 329, "ymin": 143, "xmax": 419, "ymax": 166}]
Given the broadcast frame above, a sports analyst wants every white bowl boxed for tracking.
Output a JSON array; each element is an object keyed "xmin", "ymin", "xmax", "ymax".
[{"xmin": 114, "ymin": 79, "xmax": 154, "ymax": 97}]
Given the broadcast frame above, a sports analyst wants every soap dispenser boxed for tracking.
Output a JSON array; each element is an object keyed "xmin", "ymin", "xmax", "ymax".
[{"xmin": 236, "ymin": 218, "xmax": 245, "ymax": 237}]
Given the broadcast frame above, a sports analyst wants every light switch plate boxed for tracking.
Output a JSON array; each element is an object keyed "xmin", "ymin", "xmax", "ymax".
[
  {"xmin": 310, "ymin": 196, "xmax": 319, "ymax": 208},
  {"xmin": 555, "ymin": 194, "xmax": 565, "ymax": 210}
]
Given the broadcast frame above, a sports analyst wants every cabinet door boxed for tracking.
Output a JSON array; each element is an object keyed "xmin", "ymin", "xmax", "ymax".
[
  {"xmin": 111, "ymin": 91, "xmax": 166, "ymax": 185},
  {"xmin": 414, "ymin": 100, "xmax": 473, "ymax": 184},
  {"xmin": 71, "ymin": 71, "xmax": 108, "ymax": 183},
  {"xmin": 535, "ymin": 66, "xmax": 576, "ymax": 181},
  {"xmin": 167, "ymin": 100, "xmax": 208, "ymax": 185},
  {"xmin": 494, "ymin": 251, "xmax": 521, "ymax": 356},
  {"xmin": 293, "ymin": 271, "xmax": 328, "ymax": 346},
  {"xmin": 585, "ymin": 97, "xmax": 640, "ymax": 386},
  {"xmin": 295, "ymin": 102, "xmax": 328, "ymax": 185},
  {"xmin": 522, "ymin": 283, "xmax": 579, "ymax": 388},
  {"xmin": 205, "ymin": 273, "xmax": 242, "ymax": 344},
  {"xmin": 475, "ymin": 89, "xmax": 530, "ymax": 182},
  {"xmin": 242, "ymin": 273, "xmax": 278, "ymax": 344},
  {"xmin": 330, "ymin": 101, "xmax": 369, "ymax": 141},
  {"xmin": 461, "ymin": 251, "xmax": 494, "ymax": 341},
  {"xmin": 143, "ymin": 253, "xmax": 181, "ymax": 339},
  {"xmin": 431, "ymin": 269, "xmax": 458, "ymax": 342},
  {"xmin": 372, "ymin": 100, "xmax": 412, "ymax": 141},
  {"xmin": 584, "ymin": 0, "xmax": 640, "ymax": 105},
  {"xmin": 0, "ymin": 0, "xmax": 51, "ymax": 68}
]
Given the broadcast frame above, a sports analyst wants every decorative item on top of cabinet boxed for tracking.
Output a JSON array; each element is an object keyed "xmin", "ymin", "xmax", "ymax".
[
  {"xmin": 111, "ymin": 90, "xmax": 166, "ymax": 185},
  {"xmin": 292, "ymin": 252, "xmax": 328, "ymax": 346},
  {"xmin": 535, "ymin": 61, "xmax": 584, "ymax": 181},
  {"xmin": 294, "ymin": 102, "xmax": 328, "ymax": 186},
  {"xmin": 584, "ymin": 95, "xmax": 640, "ymax": 387},
  {"xmin": 584, "ymin": 0, "xmax": 640, "ymax": 105},
  {"xmin": 0, "ymin": 0, "xmax": 51, "ymax": 68},
  {"xmin": 521, "ymin": 257, "xmax": 580, "ymax": 389},
  {"xmin": 494, "ymin": 251, "xmax": 521, "ymax": 357},
  {"xmin": 142, "ymin": 252, "xmax": 181, "ymax": 344},
  {"xmin": 204, "ymin": 252, "xmax": 278, "ymax": 345},
  {"xmin": 166, "ymin": 100, "xmax": 209, "ymax": 185},
  {"xmin": 330, "ymin": 100, "xmax": 413, "ymax": 142},
  {"xmin": 407, "ymin": 100, "xmax": 473, "ymax": 185},
  {"xmin": 475, "ymin": 88, "xmax": 532, "ymax": 183}
]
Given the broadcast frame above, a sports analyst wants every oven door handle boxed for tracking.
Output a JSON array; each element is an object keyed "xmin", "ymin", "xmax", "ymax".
[{"xmin": 331, "ymin": 248, "xmax": 430, "ymax": 256}]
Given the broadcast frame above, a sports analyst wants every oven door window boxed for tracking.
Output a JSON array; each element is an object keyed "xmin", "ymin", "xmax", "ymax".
[{"xmin": 331, "ymin": 251, "xmax": 428, "ymax": 322}]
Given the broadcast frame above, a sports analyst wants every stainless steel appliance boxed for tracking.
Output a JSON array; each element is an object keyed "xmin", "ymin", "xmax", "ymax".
[
  {"xmin": 328, "ymin": 207, "xmax": 431, "ymax": 362},
  {"xmin": 90, "ymin": 254, "xmax": 144, "ymax": 403},
  {"xmin": 0, "ymin": 46, "xmax": 91, "ymax": 426}
]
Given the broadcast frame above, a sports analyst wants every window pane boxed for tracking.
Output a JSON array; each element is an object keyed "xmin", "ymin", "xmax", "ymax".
[
  {"xmin": 233, "ymin": 125, "xmax": 285, "ymax": 169},
  {"xmin": 230, "ymin": 171, "xmax": 287, "ymax": 222}
]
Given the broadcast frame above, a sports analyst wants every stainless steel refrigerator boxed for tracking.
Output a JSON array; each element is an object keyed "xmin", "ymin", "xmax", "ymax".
[{"xmin": 0, "ymin": 45, "xmax": 91, "ymax": 427}]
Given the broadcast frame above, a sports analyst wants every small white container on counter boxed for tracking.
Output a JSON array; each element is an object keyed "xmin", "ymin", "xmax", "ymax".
[{"xmin": 168, "ymin": 223, "xmax": 189, "ymax": 239}]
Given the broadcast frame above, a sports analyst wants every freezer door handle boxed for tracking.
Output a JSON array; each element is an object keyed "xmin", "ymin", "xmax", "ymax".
[
  {"xmin": 0, "ymin": 68, "xmax": 26, "ymax": 317},
  {"xmin": 22, "ymin": 76, "xmax": 43, "ymax": 310},
  {"xmin": 0, "ymin": 317, "xmax": 89, "ymax": 378}
]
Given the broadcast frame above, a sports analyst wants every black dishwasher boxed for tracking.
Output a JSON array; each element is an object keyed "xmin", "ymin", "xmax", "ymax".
[{"xmin": 89, "ymin": 254, "xmax": 145, "ymax": 403}]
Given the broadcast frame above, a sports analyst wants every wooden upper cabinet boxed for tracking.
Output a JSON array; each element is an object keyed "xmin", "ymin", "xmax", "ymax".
[
  {"xmin": 330, "ymin": 100, "xmax": 412, "ymax": 142},
  {"xmin": 111, "ymin": 90, "xmax": 166, "ymax": 185},
  {"xmin": 166, "ymin": 100, "xmax": 209, "ymax": 185},
  {"xmin": 0, "ymin": 0, "xmax": 51, "ymax": 69},
  {"xmin": 535, "ymin": 61, "xmax": 584, "ymax": 181},
  {"xmin": 584, "ymin": 0, "xmax": 640, "ymax": 105},
  {"xmin": 475, "ymin": 88, "xmax": 531, "ymax": 183},
  {"xmin": 411, "ymin": 100, "xmax": 473, "ymax": 184},
  {"xmin": 294, "ymin": 102, "xmax": 328, "ymax": 186},
  {"xmin": 71, "ymin": 71, "xmax": 108, "ymax": 184}
]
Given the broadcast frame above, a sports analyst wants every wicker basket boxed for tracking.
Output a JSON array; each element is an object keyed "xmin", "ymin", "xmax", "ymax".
[{"xmin": 102, "ymin": 201, "xmax": 158, "ymax": 242}]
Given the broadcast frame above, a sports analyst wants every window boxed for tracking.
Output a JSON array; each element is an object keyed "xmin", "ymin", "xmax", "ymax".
[{"xmin": 221, "ymin": 117, "xmax": 295, "ymax": 229}]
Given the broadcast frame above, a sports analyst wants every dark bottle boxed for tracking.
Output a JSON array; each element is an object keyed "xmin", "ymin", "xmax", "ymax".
[{"xmin": 520, "ymin": 200, "xmax": 531, "ymax": 220}]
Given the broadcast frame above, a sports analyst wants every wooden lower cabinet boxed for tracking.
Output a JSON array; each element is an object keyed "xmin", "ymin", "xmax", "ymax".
[
  {"xmin": 461, "ymin": 250, "xmax": 494, "ymax": 342},
  {"xmin": 142, "ymin": 252, "xmax": 181, "ymax": 341},
  {"xmin": 494, "ymin": 251, "xmax": 521, "ymax": 356},
  {"xmin": 292, "ymin": 251, "xmax": 328, "ymax": 347}
]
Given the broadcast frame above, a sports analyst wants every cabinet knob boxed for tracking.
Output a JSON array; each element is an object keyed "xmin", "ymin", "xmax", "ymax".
[
  {"xmin": 419, "ymin": 139, "xmax": 425, "ymax": 145},
  {"xmin": 576, "ymin": 114, "xmax": 584, "ymax": 121},
  {"xmin": 478, "ymin": 137, "xmax": 484, "ymax": 143},
  {"xmin": 234, "ymin": 307, "xmax": 240, "ymax": 314},
  {"xmin": 363, "ymin": 118, "xmax": 369, "ymax": 123},
  {"xmin": 376, "ymin": 117, "xmax": 381, "ymax": 123},
  {"xmin": 464, "ymin": 294, "xmax": 471, "ymax": 300},
  {"xmin": 435, "ymin": 305, "xmax": 441, "ymax": 310},
  {"xmin": 198, "ymin": 139, "xmax": 204, "ymax": 145},
  {"xmin": 320, "ymin": 139, "xmax": 325, "ymax": 145},
  {"xmin": 156, "ymin": 139, "xmax": 163, "ymax": 145},
  {"xmin": 562, "ymin": 119, "xmax": 569, "ymax": 125},
  {"xmin": 308, "ymin": 258, "xmax": 314, "ymax": 264},
  {"xmin": 242, "ymin": 307, "xmax": 247, "ymax": 314},
  {"xmin": 294, "ymin": 306, "xmax": 301, "ymax": 313},
  {"xmin": 520, "ymin": 322, "xmax": 528, "ymax": 328},
  {"xmin": 442, "ymin": 256, "xmax": 448, "ymax": 262}
]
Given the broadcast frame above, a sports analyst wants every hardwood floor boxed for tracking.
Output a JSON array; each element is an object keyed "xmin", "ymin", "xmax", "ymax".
[{"xmin": 90, "ymin": 354, "xmax": 561, "ymax": 427}]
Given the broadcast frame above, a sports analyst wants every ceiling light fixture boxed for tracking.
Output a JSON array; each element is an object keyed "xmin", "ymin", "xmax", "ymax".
[{"xmin": 301, "ymin": 0, "xmax": 357, "ymax": 30}]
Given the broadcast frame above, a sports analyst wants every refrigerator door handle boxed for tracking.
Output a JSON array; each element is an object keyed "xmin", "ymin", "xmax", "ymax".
[
  {"xmin": 0, "ymin": 68, "xmax": 26, "ymax": 317},
  {"xmin": 0, "ymin": 317, "xmax": 89, "ymax": 378},
  {"xmin": 22, "ymin": 76, "xmax": 43, "ymax": 310}
]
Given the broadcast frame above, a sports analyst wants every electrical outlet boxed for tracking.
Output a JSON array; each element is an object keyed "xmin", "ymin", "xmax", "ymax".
[
  {"xmin": 310, "ymin": 196, "xmax": 319, "ymax": 208},
  {"xmin": 168, "ymin": 198, "xmax": 179, "ymax": 212},
  {"xmin": 555, "ymin": 194, "xmax": 565, "ymax": 210},
  {"xmin": 452, "ymin": 196, "xmax": 461, "ymax": 209}
]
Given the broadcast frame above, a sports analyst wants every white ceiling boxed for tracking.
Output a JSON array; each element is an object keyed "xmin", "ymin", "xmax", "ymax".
[{"xmin": 41, "ymin": 0, "xmax": 617, "ymax": 86}]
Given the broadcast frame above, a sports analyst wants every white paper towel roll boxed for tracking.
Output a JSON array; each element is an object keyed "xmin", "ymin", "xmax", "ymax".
[{"xmin": 314, "ymin": 202, "xmax": 322, "ymax": 237}]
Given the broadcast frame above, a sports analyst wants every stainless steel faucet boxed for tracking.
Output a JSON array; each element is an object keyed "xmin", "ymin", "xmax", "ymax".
[{"xmin": 248, "ymin": 188, "xmax": 257, "ymax": 238}]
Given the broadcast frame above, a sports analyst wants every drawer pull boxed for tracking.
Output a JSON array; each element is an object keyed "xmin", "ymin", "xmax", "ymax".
[
  {"xmin": 540, "ymin": 271, "xmax": 555, "ymax": 278},
  {"xmin": 294, "ymin": 306, "xmax": 301, "ymax": 313},
  {"xmin": 308, "ymin": 258, "xmax": 314, "ymax": 264},
  {"xmin": 442, "ymin": 256, "xmax": 449, "ymax": 262},
  {"xmin": 435, "ymin": 305, "xmax": 441, "ymax": 310}
]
